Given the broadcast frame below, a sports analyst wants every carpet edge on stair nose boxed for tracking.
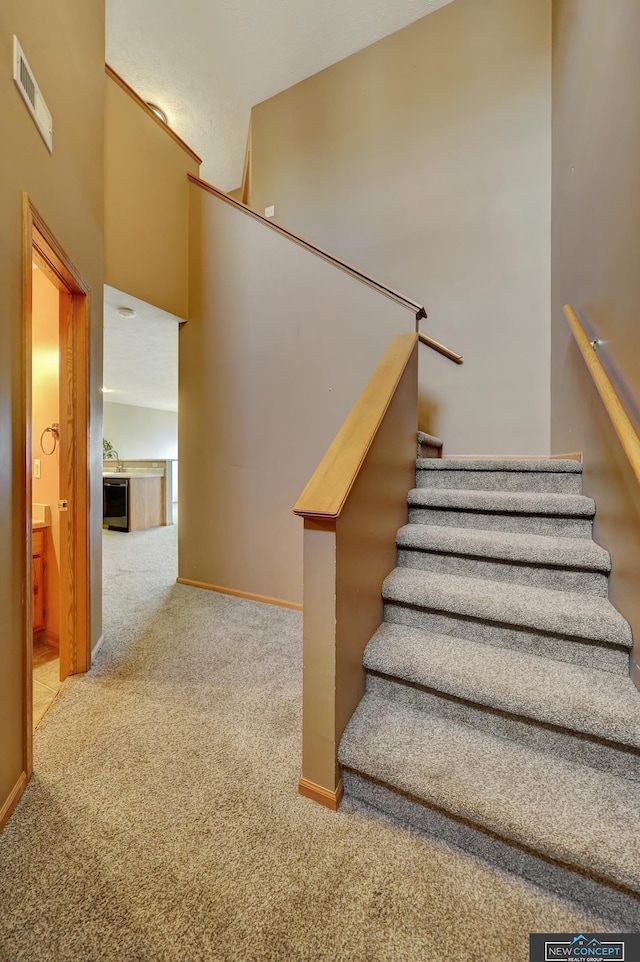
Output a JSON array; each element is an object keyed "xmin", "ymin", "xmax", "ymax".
[
  {"xmin": 407, "ymin": 488, "xmax": 596, "ymax": 516},
  {"xmin": 418, "ymin": 458, "xmax": 583, "ymax": 473},
  {"xmin": 382, "ymin": 567, "xmax": 633, "ymax": 649},
  {"xmin": 396, "ymin": 524, "xmax": 611, "ymax": 572},
  {"xmin": 363, "ymin": 622, "xmax": 640, "ymax": 749}
]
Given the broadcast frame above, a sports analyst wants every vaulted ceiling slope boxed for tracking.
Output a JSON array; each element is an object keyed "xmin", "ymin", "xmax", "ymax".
[
  {"xmin": 106, "ymin": 0, "xmax": 454, "ymax": 190},
  {"xmin": 103, "ymin": 286, "xmax": 179, "ymax": 412}
]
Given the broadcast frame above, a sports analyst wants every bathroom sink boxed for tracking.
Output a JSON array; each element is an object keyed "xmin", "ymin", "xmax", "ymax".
[{"xmin": 32, "ymin": 503, "xmax": 51, "ymax": 526}]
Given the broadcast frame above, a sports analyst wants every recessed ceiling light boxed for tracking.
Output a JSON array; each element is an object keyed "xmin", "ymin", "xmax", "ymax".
[
  {"xmin": 146, "ymin": 102, "xmax": 168, "ymax": 125},
  {"xmin": 117, "ymin": 306, "xmax": 137, "ymax": 318}
]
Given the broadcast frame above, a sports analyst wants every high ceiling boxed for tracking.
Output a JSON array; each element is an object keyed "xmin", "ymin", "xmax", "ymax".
[
  {"xmin": 105, "ymin": 0, "xmax": 454, "ymax": 191},
  {"xmin": 103, "ymin": 286, "xmax": 179, "ymax": 412}
]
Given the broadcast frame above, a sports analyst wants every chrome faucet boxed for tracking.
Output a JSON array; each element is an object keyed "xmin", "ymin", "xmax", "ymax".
[{"xmin": 106, "ymin": 449, "xmax": 124, "ymax": 473}]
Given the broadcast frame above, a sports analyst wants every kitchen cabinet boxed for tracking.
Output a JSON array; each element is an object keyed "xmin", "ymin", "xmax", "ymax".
[
  {"xmin": 129, "ymin": 477, "xmax": 165, "ymax": 530},
  {"xmin": 103, "ymin": 475, "xmax": 166, "ymax": 531}
]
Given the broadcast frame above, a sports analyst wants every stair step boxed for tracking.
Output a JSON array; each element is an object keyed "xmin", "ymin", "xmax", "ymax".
[
  {"xmin": 366, "ymin": 672, "xmax": 638, "ymax": 782},
  {"xmin": 364, "ymin": 622, "xmax": 640, "ymax": 756},
  {"xmin": 382, "ymin": 567, "xmax": 632, "ymax": 674},
  {"xmin": 438, "ymin": 458, "xmax": 583, "ymax": 472},
  {"xmin": 342, "ymin": 771, "xmax": 640, "ymax": 927},
  {"xmin": 408, "ymin": 487, "xmax": 595, "ymax": 538},
  {"xmin": 339, "ymin": 692, "xmax": 640, "ymax": 894},
  {"xmin": 396, "ymin": 523, "xmax": 610, "ymax": 595},
  {"xmin": 416, "ymin": 458, "xmax": 582, "ymax": 494},
  {"xmin": 417, "ymin": 432, "xmax": 443, "ymax": 458}
]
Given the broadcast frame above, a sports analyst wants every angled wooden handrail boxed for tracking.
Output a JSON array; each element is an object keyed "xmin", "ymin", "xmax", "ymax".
[
  {"xmin": 294, "ymin": 333, "xmax": 418, "ymax": 519},
  {"xmin": 564, "ymin": 304, "xmax": 640, "ymax": 486},
  {"xmin": 188, "ymin": 174, "xmax": 427, "ymax": 323},
  {"xmin": 106, "ymin": 65, "xmax": 203, "ymax": 166},
  {"xmin": 418, "ymin": 331, "xmax": 463, "ymax": 364}
]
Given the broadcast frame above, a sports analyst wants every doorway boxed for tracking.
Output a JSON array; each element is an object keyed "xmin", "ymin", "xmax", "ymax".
[
  {"xmin": 31, "ymin": 261, "xmax": 62, "ymax": 726},
  {"xmin": 22, "ymin": 197, "xmax": 91, "ymax": 776}
]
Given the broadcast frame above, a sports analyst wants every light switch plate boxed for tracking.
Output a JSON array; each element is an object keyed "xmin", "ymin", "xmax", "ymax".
[
  {"xmin": 34, "ymin": 459, "xmax": 41, "ymax": 479},
  {"xmin": 264, "ymin": 205, "xmax": 275, "ymax": 218}
]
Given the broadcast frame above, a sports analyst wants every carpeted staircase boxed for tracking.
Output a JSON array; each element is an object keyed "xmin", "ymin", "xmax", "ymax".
[{"xmin": 339, "ymin": 436, "xmax": 640, "ymax": 899}]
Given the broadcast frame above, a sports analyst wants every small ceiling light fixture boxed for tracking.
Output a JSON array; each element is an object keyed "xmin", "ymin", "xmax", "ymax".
[
  {"xmin": 117, "ymin": 306, "xmax": 137, "ymax": 318},
  {"xmin": 146, "ymin": 102, "xmax": 168, "ymax": 125}
]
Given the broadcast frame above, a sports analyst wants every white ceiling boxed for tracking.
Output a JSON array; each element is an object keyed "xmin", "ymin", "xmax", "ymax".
[
  {"xmin": 103, "ymin": 286, "xmax": 179, "ymax": 412},
  {"xmin": 105, "ymin": 0, "xmax": 454, "ymax": 190}
]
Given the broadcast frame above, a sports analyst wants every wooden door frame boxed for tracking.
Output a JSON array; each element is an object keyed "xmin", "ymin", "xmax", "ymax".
[{"xmin": 22, "ymin": 196, "xmax": 91, "ymax": 776}]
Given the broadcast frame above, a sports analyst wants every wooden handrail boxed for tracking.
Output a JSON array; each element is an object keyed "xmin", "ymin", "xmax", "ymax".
[
  {"xmin": 564, "ymin": 304, "xmax": 640, "ymax": 486},
  {"xmin": 294, "ymin": 334, "xmax": 418, "ymax": 520},
  {"xmin": 106, "ymin": 65, "xmax": 203, "ymax": 166},
  {"xmin": 241, "ymin": 120, "xmax": 252, "ymax": 207},
  {"xmin": 188, "ymin": 174, "xmax": 427, "ymax": 323},
  {"xmin": 418, "ymin": 331, "xmax": 463, "ymax": 364}
]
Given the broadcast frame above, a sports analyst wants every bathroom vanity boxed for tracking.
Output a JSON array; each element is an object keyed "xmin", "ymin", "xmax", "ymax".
[{"xmin": 32, "ymin": 524, "xmax": 47, "ymax": 633}]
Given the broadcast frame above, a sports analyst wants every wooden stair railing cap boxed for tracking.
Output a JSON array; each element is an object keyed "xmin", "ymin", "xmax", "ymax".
[
  {"xmin": 293, "ymin": 333, "xmax": 418, "ymax": 521},
  {"xmin": 564, "ymin": 304, "xmax": 640, "ymax": 487},
  {"xmin": 418, "ymin": 331, "xmax": 463, "ymax": 364},
  {"xmin": 189, "ymin": 174, "xmax": 464, "ymax": 362},
  {"xmin": 188, "ymin": 174, "xmax": 426, "ymax": 322},
  {"xmin": 106, "ymin": 64, "xmax": 203, "ymax": 166}
]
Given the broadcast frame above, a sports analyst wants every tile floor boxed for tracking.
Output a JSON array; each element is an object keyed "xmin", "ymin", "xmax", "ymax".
[{"xmin": 33, "ymin": 638, "xmax": 62, "ymax": 730}]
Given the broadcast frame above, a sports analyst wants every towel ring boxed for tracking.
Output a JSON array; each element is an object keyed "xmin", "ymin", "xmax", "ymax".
[{"xmin": 40, "ymin": 423, "xmax": 60, "ymax": 456}]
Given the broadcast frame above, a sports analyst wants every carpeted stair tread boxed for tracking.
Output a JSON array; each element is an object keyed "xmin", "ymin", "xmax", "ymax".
[
  {"xmin": 364, "ymin": 623, "xmax": 640, "ymax": 749},
  {"xmin": 408, "ymin": 487, "xmax": 595, "ymax": 518},
  {"xmin": 419, "ymin": 458, "xmax": 582, "ymax": 473},
  {"xmin": 396, "ymin": 524, "xmax": 610, "ymax": 573},
  {"xmin": 417, "ymin": 431, "xmax": 443, "ymax": 449},
  {"xmin": 382, "ymin": 567, "xmax": 632, "ymax": 649},
  {"xmin": 339, "ymin": 693, "xmax": 640, "ymax": 893}
]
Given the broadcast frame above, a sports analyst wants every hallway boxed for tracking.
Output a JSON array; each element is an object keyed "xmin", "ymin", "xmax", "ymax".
[{"xmin": 0, "ymin": 525, "xmax": 628, "ymax": 961}]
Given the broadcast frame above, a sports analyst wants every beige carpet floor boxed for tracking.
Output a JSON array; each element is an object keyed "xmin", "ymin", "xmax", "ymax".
[{"xmin": 0, "ymin": 523, "xmax": 629, "ymax": 961}]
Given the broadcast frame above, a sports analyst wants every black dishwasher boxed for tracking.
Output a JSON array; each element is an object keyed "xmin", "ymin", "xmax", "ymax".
[{"xmin": 103, "ymin": 478, "xmax": 129, "ymax": 531}]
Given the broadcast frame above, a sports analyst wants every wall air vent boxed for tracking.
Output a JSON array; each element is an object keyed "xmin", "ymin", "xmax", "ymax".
[{"xmin": 13, "ymin": 36, "xmax": 53, "ymax": 153}]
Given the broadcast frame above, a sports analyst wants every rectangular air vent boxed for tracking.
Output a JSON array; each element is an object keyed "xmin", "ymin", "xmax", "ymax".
[{"xmin": 13, "ymin": 36, "xmax": 53, "ymax": 153}]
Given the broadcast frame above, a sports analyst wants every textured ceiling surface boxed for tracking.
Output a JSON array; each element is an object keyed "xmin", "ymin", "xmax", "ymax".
[
  {"xmin": 106, "ymin": 0, "xmax": 454, "ymax": 190},
  {"xmin": 103, "ymin": 286, "xmax": 179, "ymax": 412}
]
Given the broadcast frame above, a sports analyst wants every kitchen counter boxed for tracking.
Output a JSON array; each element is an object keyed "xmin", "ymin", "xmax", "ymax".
[{"xmin": 102, "ymin": 472, "xmax": 164, "ymax": 479}]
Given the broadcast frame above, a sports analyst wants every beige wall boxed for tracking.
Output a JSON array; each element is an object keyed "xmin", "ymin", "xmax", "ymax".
[
  {"xmin": 103, "ymin": 402, "xmax": 178, "ymax": 461},
  {"xmin": 180, "ymin": 183, "xmax": 417, "ymax": 605},
  {"xmin": 551, "ymin": 0, "xmax": 640, "ymax": 679},
  {"xmin": 249, "ymin": 0, "xmax": 552, "ymax": 456},
  {"xmin": 105, "ymin": 73, "xmax": 200, "ymax": 319},
  {"xmin": 0, "ymin": 0, "xmax": 104, "ymax": 819},
  {"xmin": 32, "ymin": 268, "xmax": 61, "ymax": 640}
]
